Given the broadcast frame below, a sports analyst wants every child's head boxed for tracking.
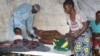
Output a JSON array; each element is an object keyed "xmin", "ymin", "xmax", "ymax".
[
  {"xmin": 96, "ymin": 10, "xmax": 100, "ymax": 21},
  {"xmin": 14, "ymin": 27, "xmax": 22, "ymax": 35}
]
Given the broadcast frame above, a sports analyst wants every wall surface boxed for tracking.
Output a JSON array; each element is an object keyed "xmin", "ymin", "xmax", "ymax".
[{"xmin": 0, "ymin": 0, "xmax": 69, "ymax": 41}]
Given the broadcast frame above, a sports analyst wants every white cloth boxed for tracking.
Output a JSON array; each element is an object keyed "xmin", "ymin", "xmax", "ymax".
[{"xmin": 13, "ymin": 35, "xmax": 23, "ymax": 40}]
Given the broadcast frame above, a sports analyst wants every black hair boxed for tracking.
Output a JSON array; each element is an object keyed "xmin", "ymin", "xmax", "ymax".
[
  {"xmin": 96, "ymin": 10, "xmax": 100, "ymax": 15},
  {"xmin": 14, "ymin": 27, "xmax": 21, "ymax": 34},
  {"xmin": 63, "ymin": 0, "xmax": 74, "ymax": 8}
]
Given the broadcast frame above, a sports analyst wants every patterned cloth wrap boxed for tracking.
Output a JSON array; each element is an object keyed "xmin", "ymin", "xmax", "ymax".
[
  {"xmin": 0, "ymin": 39, "xmax": 50, "ymax": 54},
  {"xmin": 11, "ymin": 39, "xmax": 50, "ymax": 51},
  {"xmin": 53, "ymin": 37, "xmax": 70, "ymax": 51},
  {"xmin": 11, "ymin": 39, "xmax": 39, "ymax": 49}
]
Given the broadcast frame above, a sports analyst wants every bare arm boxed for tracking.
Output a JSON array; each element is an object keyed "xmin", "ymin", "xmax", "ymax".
[{"xmin": 74, "ymin": 21, "xmax": 89, "ymax": 38}]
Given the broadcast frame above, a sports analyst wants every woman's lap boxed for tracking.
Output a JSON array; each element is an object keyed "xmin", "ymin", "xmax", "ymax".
[{"xmin": 74, "ymin": 28, "xmax": 92, "ymax": 56}]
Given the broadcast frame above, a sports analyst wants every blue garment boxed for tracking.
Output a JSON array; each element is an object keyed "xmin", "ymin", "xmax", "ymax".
[
  {"xmin": 89, "ymin": 20, "xmax": 100, "ymax": 33},
  {"xmin": 74, "ymin": 28, "xmax": 92, "ymax": 56},
  {"xmin": 7, "ymin": 3, "xmax": 37, "ymax": 41}
]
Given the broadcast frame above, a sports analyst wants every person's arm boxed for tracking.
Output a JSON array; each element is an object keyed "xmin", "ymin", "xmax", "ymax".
[{"xmin": 26, "ymin": 14, "xmax": 38, "ymax": 38}]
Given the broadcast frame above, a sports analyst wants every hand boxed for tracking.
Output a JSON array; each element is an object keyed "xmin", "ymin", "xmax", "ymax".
[
  {"xmin": 34, "ymin": 39, "xmax": 39, "ymax": 42},
  {"xmin": 31, "ymin": 34, "xmax": 37, "ymax": 38},
  {"xmin": 71, "ymin": 33, "xmax": 78, "ymax": 39},
  {"xmin": 31, "ymin": 34, "xmax": 41, "ymax": 39},
  {"xmin": 31, "ymin": 38, "xmax": 39, "ymax": 42},
  {"xmin": 37, "ymin": 36, "xmax": 41, "ymax": 39}
]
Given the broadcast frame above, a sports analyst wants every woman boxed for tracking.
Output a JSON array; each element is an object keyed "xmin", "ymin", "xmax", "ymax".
[
  {"xmin": 6, "ymin": 3, "xmax": 40, "ymax": 41},
  {"xmin": 89, "ymin": 10, "xmax": 100, "ymax": 56},
  {"xmin": 63, "ymin": 0, "xmax": 92, "ymax": 56}
]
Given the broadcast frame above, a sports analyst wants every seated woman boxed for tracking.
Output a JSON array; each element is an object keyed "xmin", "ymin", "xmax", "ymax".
[
  {"xmin": 63, "ymin": 0, "xmax": 92, "ymax": 56},
  {"xmin": 89, "ymin": 10, "xmax": 100, "ymax": 56}
]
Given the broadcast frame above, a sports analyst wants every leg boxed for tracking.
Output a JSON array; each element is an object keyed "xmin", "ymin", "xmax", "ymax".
[
  {"xmin": 94, "ymin": 49, "xmax": 99, "ymax": 56},
  {"xmin": 65, "ymin": 33, "xmax": 75, "ymax": 52},
  {"xmin": 68, "ymin": 39, "xmax": 75, "ymax": 53},
  {"xmin": 65, "ymin": 37, "xmax": 75, "ymax": 55}
]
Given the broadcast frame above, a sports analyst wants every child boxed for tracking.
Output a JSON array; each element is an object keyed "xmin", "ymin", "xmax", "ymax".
[{"xmin": 11, "ymin": 27, "xmax": 23, "ymax": 48}]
